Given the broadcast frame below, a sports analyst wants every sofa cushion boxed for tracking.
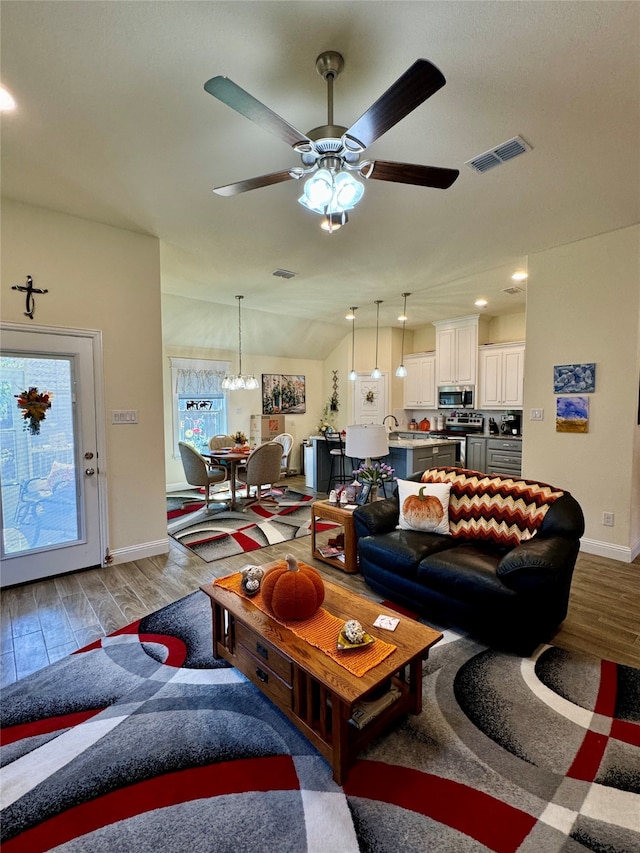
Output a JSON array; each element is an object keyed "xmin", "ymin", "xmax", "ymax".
[
  {"xmin": 397, "ymin": 480, "xmax": 451, "ymax": 535},
  {"xmin": 417, "ymin": 544, "xmax": 516, "ymax": 604},
  {"xmin": 420, "ymin": 467, "xmax": 564, "ymax": 548},
  {"xmin": 358, "ymin": 529, "xmax": 457, "ymax": 580}
]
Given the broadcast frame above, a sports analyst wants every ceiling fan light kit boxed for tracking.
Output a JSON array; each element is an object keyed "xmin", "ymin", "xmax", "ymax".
[
  {"xmin": 205, "ymin": 51, "xmax": 459, "ymax": 229},
  {"xmin": 320, "ymin": 211, "xmax": 348, "ymax": 233}
]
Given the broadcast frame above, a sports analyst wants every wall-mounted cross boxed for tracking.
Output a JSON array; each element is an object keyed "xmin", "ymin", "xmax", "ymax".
[{"xmin": 11, "ymin": 275, "xmax": 48, "ymax": 319}]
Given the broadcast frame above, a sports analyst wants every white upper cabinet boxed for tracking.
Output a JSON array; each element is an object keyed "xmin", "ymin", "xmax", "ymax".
[
  {"xmin": 404, "ymin": 354, "xmax": 436, "ymax": 408},
  {"xmin": 479, "ymin": 342, "xmax": 525, "ymax": 408},
  {"xmin": 434, "ymin": 316, "xmax": 485, "ymax": 385}
]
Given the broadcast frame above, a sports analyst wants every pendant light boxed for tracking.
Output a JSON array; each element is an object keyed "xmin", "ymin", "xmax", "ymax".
[
  {"xmin": 347, "ymin": 306, "xmax": 358, "ymax": 380},
  {"xmin": 371, "ymin": 300, "xmax": 383, "ymax": 380},
  {"xmin": 222, "ymin": 295, "xmax": 259, "ymax": 390},
  {"xmin": 395, "ymin": 292, "xmax": 410, "ymax": 378}
]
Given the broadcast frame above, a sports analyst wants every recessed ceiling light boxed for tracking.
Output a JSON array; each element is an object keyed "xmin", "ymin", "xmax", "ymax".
[
  {"xmin": 0, "ymin": 86, "xmax": 16, "ymax": 112},
  {"xmin": 511, "ymin": 271, "xmax": 528, "ymax": 282},
  {"xmin": 475, "ymin": 298, "xmax": 488, "ymax": 307}
]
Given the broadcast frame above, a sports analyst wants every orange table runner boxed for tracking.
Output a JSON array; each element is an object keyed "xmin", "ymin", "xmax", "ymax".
[{"xmin": 213, "ymin": 572, "xmax": 396, "ymax": 677}]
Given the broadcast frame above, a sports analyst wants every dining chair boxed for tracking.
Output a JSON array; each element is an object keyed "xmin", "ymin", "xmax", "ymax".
[
  {"xmin": 236, "ymin": 442, "xmax": 284, "ymax": 508},
  {"xmin": 207, "ymin": 434, "xmax": 234, "ymax": 451},
  {"xmin": 178, "ymin": 441, "xmax": 228, "ymax": 510},
  {"xmin": 272, "ymin": 432, "xmax": 294, "ymax": 477}
]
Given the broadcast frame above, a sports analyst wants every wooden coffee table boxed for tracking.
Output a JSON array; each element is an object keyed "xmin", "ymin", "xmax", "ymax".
[{"xmin": 200, "ymin": 564, "xmax": 442, "ymax": 783}]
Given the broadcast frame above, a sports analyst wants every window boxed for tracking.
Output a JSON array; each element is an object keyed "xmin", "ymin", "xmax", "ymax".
[{"xmin": 170, "ymin": 358, "xmax": 230, "ymax": 455}]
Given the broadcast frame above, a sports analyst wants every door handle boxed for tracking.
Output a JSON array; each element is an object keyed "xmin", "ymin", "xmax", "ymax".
[{"xmin": 85, "ymin": 468, "xmax": 96, "ymax": 476}]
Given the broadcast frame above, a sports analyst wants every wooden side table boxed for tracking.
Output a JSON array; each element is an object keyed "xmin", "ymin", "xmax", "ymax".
[{"xmin": 311, "ymin": 499, "xmax": 359, "ymax": 574}]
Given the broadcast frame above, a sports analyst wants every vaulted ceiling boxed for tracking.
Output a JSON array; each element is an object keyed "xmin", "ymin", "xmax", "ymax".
[{"xmin": 2, "ymin": 1, "xmax": 638, "ymax": 358}]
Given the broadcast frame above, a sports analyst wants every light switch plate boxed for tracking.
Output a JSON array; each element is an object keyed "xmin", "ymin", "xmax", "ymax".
[{"xmin": 112, "ymin": 410, "xmax": 138, "ymax": 424}]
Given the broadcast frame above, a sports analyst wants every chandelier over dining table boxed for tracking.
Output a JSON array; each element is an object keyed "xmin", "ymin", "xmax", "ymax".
[{"xmin": 222, "ymin": 295, "xmax": 259, "ymax": 391}]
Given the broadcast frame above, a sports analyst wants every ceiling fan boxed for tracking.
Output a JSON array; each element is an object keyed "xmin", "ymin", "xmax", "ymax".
[{"xmin": 204, "ymin": 51, "xmax": 459, "ymax": 227}]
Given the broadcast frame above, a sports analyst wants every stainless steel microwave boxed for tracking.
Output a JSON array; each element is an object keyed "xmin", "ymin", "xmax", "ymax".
[{"xmin": 438, "ymin": 385, "xmax": 474, "ymax": 408}]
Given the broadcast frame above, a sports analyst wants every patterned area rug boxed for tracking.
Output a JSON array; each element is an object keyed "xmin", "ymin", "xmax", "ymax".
[
  {"xmin": 2, "ymin": 590, "xmax": 638, "ymax": 852},
  {"xmin": 168, "ymin": 491, "xmax": 331, "ymax": 563}
]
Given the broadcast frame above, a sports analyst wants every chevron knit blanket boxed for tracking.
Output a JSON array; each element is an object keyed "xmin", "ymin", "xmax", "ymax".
[{"xmin": 421, "ymin": 467, "xmax": 564, "ymax": 548}]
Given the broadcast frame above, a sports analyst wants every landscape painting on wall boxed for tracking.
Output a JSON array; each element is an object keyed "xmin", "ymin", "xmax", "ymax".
[
  {"xmin": 262, "ymin": 374, "xmax": 306, "ymax": 415},
  {"xmin": 556, "ymin": 396, "xmax": 589, "ymax": 433},
  {"xmin": 553, "ymin": 363, "xmax": 596, "ymax": 394}
]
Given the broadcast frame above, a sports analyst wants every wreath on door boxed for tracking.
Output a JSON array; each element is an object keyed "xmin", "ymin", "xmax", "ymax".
[{"xmin": 15, "ymin": 387, "xmax": 52, "ymax": 435}]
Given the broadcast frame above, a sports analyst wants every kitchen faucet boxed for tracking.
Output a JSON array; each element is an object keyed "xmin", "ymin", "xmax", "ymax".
[{"xmin": 382, "ymin": 414, "xmax": 399, "ymax": 430}]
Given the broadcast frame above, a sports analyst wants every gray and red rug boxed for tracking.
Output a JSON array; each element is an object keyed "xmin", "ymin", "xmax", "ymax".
[
  {"xmin": 168, "ymin": 491, "xmax": 332, "ymax": 563},
  {"xmin": 1, "ymin": 590, "xmax": 638, "ymax": 852}
]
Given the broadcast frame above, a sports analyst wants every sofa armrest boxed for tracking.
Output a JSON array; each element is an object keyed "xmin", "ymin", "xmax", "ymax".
[
  {"xmin": 353, "ymin": 499, "xmax": 399, "ymax": 539},
  {"xmin": 497, "ymin": 537, "xmax": 579, "ymax": 593}
]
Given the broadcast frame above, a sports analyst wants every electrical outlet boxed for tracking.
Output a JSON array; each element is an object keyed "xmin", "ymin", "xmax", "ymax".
[
  {"xmin": 602, "ymin": 512, "xmax": 615, "ymax": 527},
  {"xmin": 530, "ymin": 408, "xmax": 544, "ymax": 421}
]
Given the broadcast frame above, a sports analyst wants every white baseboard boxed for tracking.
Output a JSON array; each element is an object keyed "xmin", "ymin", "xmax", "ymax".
[
  {"xmin": 167, "ymin": 481, "xmax": 191, "ymax": 492},
  {"xmin": 109, "ymin": 538, "xmax": 170, "ymax": 565},
  {"xmin": 579, "ymin": 537, "xmax": 634, "ymax": 563}
]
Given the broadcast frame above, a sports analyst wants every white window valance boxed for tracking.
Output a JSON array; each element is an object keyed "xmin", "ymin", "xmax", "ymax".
[{"xmin": 170, "ymin": 357, "xmax": 230, "ymax": 395}]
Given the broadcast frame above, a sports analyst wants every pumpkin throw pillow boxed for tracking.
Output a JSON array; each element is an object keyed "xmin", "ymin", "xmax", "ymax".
[{"xmin": 397, "ymin": 480, "xmax": 451, "ymax": 535}]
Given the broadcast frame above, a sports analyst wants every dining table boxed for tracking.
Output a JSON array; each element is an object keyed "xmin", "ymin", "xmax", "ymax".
[{"xmin": 200, "ymin": 447, "xmax": 251, "ymax": 510}]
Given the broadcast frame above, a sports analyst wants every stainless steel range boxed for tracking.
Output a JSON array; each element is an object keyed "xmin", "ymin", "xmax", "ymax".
[
  {"xmin": 443, "ymin": 413, "xmax": 484, "ymax": 466},
  {"xmin": 445, "ymin": 413, "xmax": 484, "ymax": 434}
]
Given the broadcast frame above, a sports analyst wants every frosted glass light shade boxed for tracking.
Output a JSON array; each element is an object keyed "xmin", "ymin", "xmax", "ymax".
[
  {"xmin": 298, "ymin": 170, "xmax": 364, "ymax": 215},
  {"xmin": 395, "ymin": 364, "xmax": 407, "ymax": 378}
]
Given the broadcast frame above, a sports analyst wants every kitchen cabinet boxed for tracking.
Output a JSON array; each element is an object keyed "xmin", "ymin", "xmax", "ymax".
[
  {"xmin": 403, "ymin": 353, "xmax": 436, "ymax": 408},
  {"xmin": 388, "ymin": 441, "xmax": 457, "ymax": 479},
  {"xmin": 486, "ymin": 437, "xmax": 522, "ymax": 477},
  {"xmin": 434, "ymin": 316, "xmax": 486, "ymax": 386},
  {"xmin": 466, "ymin": 435, "xmax": 487, "ymax": 473},
  {"xmin": 479, "ymin": 342, "xmax": 525, "ymax": 409}
]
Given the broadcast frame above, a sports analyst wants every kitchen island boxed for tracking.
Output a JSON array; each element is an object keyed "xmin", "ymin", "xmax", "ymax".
[
  {"xmin": 304, "ymin": 434, "xmax": 462, "ymax": 493},
  {"xmin": 386, "ymin": 437, "xmax": 460, "ymax": 479}
]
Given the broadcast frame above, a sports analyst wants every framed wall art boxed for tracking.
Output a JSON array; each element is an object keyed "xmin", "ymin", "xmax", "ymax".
[
  {"xmin": 556, "ymin": 396, "xmax": 589, "ymax": 433},
  {"xmin": 262, "ymin": 374, "xmax": 306, "ymax": 415},
  {"xmin": 553, "ymin": 363, "xmax": 596, "ymax": 394}
]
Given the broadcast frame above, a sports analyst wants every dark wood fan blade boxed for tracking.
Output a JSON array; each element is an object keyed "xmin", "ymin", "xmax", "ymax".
[
  {"xmin": 345, "ymin": 59, "xmax": 446, "ymax": 150},
  {"xmin": 213, "ymin": 169, "xmax": 297, "ymax": 197},
  {"xmin": 361, "ymin": 160, "xmax": 459, "ymax": 189},
  {"xmin": 204, "ymin": 76, "xmax": 312, "ymax": 149}
]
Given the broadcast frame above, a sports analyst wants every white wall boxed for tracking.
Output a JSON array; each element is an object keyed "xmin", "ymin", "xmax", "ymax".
[
  {"xmin": 524, "ymin": 225, "xmax": 640, "ymax": 561},
  {"xmin": 1, "ymin": 200, "xmax": 167, "ymax": 560}
]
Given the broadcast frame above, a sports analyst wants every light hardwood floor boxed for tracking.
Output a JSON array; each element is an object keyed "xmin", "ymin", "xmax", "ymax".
[{"xmin": 2, "ymin": 476, "xmax": 639, "ymax": 687}]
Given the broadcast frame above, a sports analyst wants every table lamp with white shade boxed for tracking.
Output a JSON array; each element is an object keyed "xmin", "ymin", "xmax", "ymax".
[{"xmin": 345, "ymin": 424, "xmax": 389, "ymax": 466}]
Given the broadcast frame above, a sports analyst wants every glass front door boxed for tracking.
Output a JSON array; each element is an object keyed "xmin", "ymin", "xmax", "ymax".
[
  {"xmin": 1, "ymin": 354, "xmax": 80, "ymax": 554},
  {"xmin": 0, "ymin": 328, "xmax": 103, "ymax": 586}
]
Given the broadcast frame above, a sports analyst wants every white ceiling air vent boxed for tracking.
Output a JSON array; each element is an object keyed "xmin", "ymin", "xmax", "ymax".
[
  {"xmin": 503, "ymin": 285, "xmax": 525, "ymax": 295},
  {"xmin": 465, "ymin": 136, "xmax": 532, "ymax": 174},
  {"xmin": 272, "ymin": 269, "xmax": 297, "ymax": 279}
]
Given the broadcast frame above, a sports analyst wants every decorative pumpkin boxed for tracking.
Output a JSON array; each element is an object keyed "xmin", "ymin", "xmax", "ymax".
[
  {"xmin": 261, "ymin": 554, "xmax": 325, "ymax": 621},
  {"xmin": 402, "ymin": 486, "xmax": 444, "ymax": 528}
]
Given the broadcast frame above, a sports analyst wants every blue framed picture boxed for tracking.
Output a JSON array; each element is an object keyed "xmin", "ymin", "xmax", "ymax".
[
  {"xmin": 553, "ymin": 363, "xmax": 596, "ymax": 394},
  {"xmin": 556, "ymin": 396, "xmax": 589, "ymax": 433}
]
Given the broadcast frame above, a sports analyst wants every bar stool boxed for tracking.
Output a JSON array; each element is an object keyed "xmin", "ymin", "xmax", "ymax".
[{"xmin": 324, "ymin": 431, "xmax": 351, "ymax": 493}]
